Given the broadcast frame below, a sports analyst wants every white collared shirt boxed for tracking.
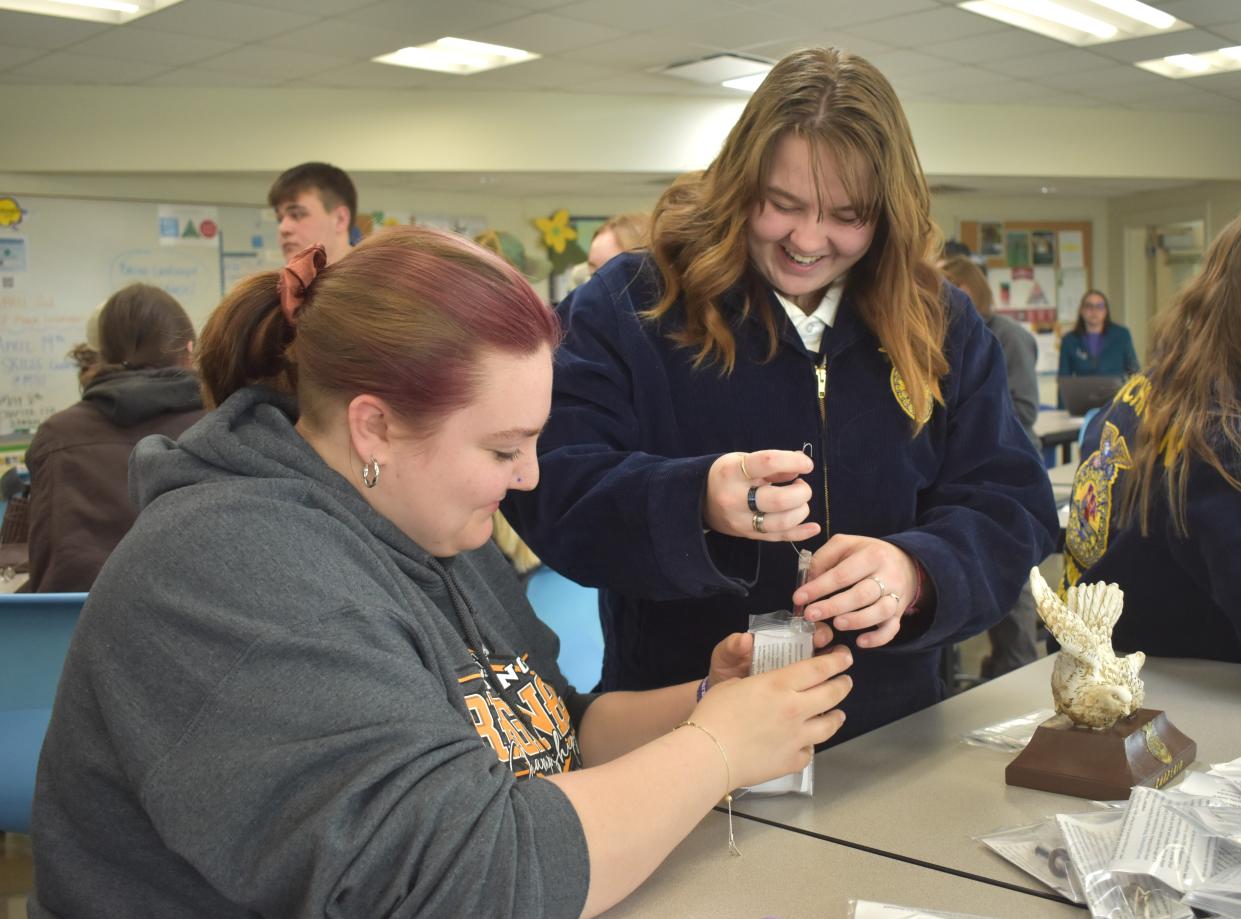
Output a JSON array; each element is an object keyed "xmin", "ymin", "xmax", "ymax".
[{"xmin": 772, "ymin": 279, "xmax": 845, "ymax": 353}]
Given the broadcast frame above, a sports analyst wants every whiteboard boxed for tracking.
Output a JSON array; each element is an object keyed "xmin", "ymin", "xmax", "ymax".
[{"xmin": 0, "ymin": 194, "xmax": 281, "ymax": 434}]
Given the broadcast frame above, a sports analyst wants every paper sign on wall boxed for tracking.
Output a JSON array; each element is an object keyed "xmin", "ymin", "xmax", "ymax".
[{"xmin": 158, "ymin": 205, "xmax": 220, "ymax": 247}]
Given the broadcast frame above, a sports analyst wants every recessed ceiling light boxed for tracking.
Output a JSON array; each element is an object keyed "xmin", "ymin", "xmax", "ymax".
[
  {"xmin": 660, "ymin": 53, "xmax": 773, "ymax": 92},
  {"xmin": 0, "ymin": 0, "xmax": 184, "ymax": 23},
  {"xmin": 1137, "ymin": 46, "xmax": 1241, "ymax": 78},
  {"xmin": 373, "ymin": 37, "xmax": 539, "ymax": 75},
  {"xmin": 958, "ymin": 0, "xmax": 1188, "ymax": 47}
]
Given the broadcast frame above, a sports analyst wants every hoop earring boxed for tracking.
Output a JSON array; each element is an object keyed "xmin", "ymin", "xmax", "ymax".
[{"xmin": 361, "ymin": 456, "xmax": 380, "ymax": 489}]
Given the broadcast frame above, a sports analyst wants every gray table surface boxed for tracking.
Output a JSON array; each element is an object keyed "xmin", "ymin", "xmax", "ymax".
[
  {"xmin": 730, "ymin": 656, "xmax": 1239, "ymax": 893},
  {"xmin": 601, "ymin": 810, "xmax": 1084, "ymax": 919}
]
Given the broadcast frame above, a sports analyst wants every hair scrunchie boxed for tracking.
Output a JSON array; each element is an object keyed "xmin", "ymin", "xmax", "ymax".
[{"xmin": 277, "ymin": 244, "xmax": 327, "ymax": 326}]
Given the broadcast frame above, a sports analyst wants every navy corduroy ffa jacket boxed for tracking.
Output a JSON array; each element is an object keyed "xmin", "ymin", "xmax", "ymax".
[{"xmin": 505, "ymin": 254, "xmax": 1058, "ymax": 744}]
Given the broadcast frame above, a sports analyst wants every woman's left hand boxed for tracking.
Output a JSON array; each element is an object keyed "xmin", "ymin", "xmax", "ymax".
[
  {"xmin": 793, "ymin": 535, "xmax": 920, "ymax": 649},
  {"xmin": 706, "ymin": 620, "xmax": 835, "ymax": 687}
]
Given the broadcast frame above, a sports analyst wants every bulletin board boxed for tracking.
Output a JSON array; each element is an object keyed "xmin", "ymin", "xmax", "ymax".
[
  {"xmin": 959, "ymin": 219, "xmax": 1093, "ymax": 373},
  {"xmin": 0, "ymin": 193, "xmax": 283, "ymax": 434}
]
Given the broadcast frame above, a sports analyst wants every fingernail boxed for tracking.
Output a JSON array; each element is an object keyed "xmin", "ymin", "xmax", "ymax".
[
  {"xmin": 835, "ymin": 617, "xmax": 849, "ymax": 629},
  {"xmin": 793, "ymin": 592, "xmax": 806, "ymax": 604}
]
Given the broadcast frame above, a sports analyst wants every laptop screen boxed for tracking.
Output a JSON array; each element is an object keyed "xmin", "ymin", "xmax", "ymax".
[{"xmin": 1057, "ymin": 375, "xmax": 1125, "ymax": 417}]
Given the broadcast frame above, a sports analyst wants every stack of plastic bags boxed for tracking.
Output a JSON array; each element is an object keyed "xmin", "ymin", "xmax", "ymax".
[{"xmin": 977, "ymin": 757, "xmax": 1241, "ymax": 918}]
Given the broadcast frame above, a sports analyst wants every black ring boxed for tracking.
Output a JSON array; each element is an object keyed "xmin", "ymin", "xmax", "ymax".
[{"xmin": 746, "ymin": 485, "xmax": 760, "ymax": 513}]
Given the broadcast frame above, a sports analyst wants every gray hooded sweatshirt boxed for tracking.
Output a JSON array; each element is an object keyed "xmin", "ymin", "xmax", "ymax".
[{"xmin": 30, "ymin": 385, "xmax": 592, "ymax": 919}]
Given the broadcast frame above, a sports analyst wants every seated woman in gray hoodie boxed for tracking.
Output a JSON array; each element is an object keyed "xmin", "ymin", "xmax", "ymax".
[
  {"xmin": 24, "ymin": 283, "xmax": 204, "ymax": 592},
  {"xmin": 30, "ymin": 227, "xmax": 854, "ymax": 919}
]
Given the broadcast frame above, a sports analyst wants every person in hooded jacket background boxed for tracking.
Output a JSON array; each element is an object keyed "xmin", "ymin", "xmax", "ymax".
[{"xmin": 23, "ymin": 283, "xmax": 203, "ymax": 592}]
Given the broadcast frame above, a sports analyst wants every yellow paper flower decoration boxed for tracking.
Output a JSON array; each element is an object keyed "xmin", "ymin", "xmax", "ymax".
[{"xmin": 534, "ymin": 208, "xmax": 578, "ymax": 254}]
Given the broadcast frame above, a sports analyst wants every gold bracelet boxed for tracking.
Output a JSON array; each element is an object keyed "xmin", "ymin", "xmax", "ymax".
[{"xmin": 676, "ymin": 720, "xmax": 741, "ymax": 856}]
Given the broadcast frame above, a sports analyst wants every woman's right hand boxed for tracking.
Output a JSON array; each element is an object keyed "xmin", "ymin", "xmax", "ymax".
[
  {"xmin": 688, "ymin": 646, "xmax": 852, "ymax": 789},
  {"xmin": 703, "ymin": 450, "xmax": 820, "ymax": 542}
]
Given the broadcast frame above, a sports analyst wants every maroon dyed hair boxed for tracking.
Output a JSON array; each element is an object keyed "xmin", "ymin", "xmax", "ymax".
[{"xmin": 197, "ymin": 225, "xmax": 559, "ymax": 431}]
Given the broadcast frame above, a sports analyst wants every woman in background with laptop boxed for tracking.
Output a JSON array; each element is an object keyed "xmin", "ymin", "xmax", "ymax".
[{"xmin": 1059, "ymin": 289, "xmax": 1139, "ymax": 379}]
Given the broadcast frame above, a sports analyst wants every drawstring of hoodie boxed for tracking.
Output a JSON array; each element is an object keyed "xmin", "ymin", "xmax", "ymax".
[{"xmin": 429, "ymin": 557, "xmax": 543, "ymax": 777}]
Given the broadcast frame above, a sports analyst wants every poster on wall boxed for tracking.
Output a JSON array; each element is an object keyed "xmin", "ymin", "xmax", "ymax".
[
  {"xmin": 1058, "ymin": 229, "xmax": 1084, "ymax": 269},
  {"xmin": 980, "ymin": 221, "xmax": 1003, "ymax": 257},
  {"xmin": 1005, "ymin": 230, "xmax": 1031, "ymax": 267},
  {"xmin": 1031, "ymin": 230, "xmax": 1056, "ymax": 265},
  {"xmin": 1058, "ymin": 267, "xmax": 1088, "ymax": 321}
]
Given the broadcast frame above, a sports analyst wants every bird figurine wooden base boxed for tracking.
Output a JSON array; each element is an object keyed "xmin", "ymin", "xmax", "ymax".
[{"xmin": 1005, "ymin": 569, "xmax": 1196, "ymax": 800}]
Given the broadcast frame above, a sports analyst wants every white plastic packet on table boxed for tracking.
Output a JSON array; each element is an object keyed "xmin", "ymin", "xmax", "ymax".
[
  {"xmin": 975, "ymin": 815, "xmax": 1087, "ymax": 902},
  {"xmin": 1211, "ymin": 757, "xmax": 1241, "ymax": 783},
  {"xmin": 960, "ymin": 709, "xmax": 1055, "ymax": 753},
  {"xmin": 1182, "ymin": 861, "xmax": 1241, "ymax": 918},
  {"xmin": 1057, "ymin": 807, "xmax": 1195, "ymax": 919},
  {"xmin": 849, "ymin": 901, "xmax": 998, "ymax": 918},
  {"xmin": 744, "ymin": 609, "xmax": 814, "ymax": 796}
]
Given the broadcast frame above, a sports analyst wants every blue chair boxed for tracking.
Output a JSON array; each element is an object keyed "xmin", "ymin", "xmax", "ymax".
[
  {"xmin": 525, "ymin": 568, "xmax": 603, "ymax": 692},
  {"xmin": 0, "ymin": 592, "xmax": 86, "ymax": 833}
]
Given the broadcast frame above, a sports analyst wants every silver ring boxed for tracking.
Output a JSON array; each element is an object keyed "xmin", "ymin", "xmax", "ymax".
[
  {"xmin": 752, "ymin": 512, "xmax": 766, "ymax": 533},
  {"xmin": 747, "ymin": 485, "xmax": 760, "ymax": 513},
  {"xmin": 739, "ymin": 454, "xmax": 752, "ymax": 480},
  {"xmin": 865, "ymin": 575, "xmax": 885, "ymax": 601},
  {"xmin": 886, "ymin": 592, "xmax": 902, "ymax": 605}
]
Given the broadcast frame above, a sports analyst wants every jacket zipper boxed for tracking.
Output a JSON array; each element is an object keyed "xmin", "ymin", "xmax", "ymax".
[{"xmin": 815, "ymin": 355, "xmax": 830, "ymax": 538}]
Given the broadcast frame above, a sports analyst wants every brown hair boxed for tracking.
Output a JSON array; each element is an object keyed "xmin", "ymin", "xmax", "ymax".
[
  {"xmin": 646, "ymin": 47, "xmax": 946, "ymax": 430},
  {"xmin": 596, "ymin": 212, "xmax": 651, "ymax": 251},
  {"xmin": 1120, "ymin": 214, "xmax": 1241, "ymax": 536},
  {"xmin": 1072, "ymin": 289, "xmax": 1112, "ymax": 337},
  {"xmin": 939, "ymin": 256, "xmax": 992, "ymax": 317},
  {"xmin": 95, "ymin": 284, "xmax": 195, "ymax": 373},
  {"xmin": 196, "ymin": 226, "xmax": 560, "ymax": 435}
]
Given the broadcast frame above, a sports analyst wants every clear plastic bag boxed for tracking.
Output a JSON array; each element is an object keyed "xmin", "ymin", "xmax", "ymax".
[
  {"xmin": 960, "ymin": 708, "xmax": 1055, "ymax": 753},
  {"xmin": 1182, "ymin": 862, "xmax": 1241, "ymax": 918},
  {"xmin": 744, "ymin": 609, "xmax": 814, "ymax": 796},
  {"xmin": 976, "ymin": 815, "xmax": 1087, "ymax": 903}
]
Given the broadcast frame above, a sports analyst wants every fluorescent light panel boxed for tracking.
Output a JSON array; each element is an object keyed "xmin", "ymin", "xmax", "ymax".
[
  {"xmin": 0, "ymin": 0, "xmax": 183, "ymax": 23},
  {"xmin": 373, "ymin": 37, "xmax": 539, "ymax": 75},
  {"xmin": 958, "ymin": 0, "xmax": 1189, "ymax": 46},
  {"xmin": 660, "ymin": 53, "xmax": 773, "ymax": 93},
  {"xmin": 1137, "ymin": 46, "xmax": 1241, "ymax": 78}
]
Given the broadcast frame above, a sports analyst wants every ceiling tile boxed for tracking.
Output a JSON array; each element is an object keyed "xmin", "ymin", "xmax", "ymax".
[
  {"xmin": 461, "ymin": 12, "xmax": 626, "ymax": 55},
  {"xmin": 1189, "ymin": 70, "xmax": 1241, "ymax": 98},
  {"xmin": 197, "ymin": 44, "xmax": 353, "ymax": 80},
  {"xmin": 555, "ymin": 32, "xmax": 718, "ymax": 68},
  {"xmin": 0, "ymin": 10, "xmax": 107, "ymax": 49},
  {"xmin": 434, "ymin": 55, "xmax": 623, "ymax": 90},
  {"xmin": 741, "ymin": 34, "xmax": 896, "ymax": 63},
  {"xmin": 863, "ymin": 48, "xmax": 958, "ymax": 77},
  {"xmin": 934, "ymin": 79, "xmax": 1064, "ymax": 104},
  {"xmin": 663, "ymin": 9, "xmax": 806, "ymax": 48},
  {"xmin": 302, "ymin": 61, "xmax": 446, "ymax": 88},
  {"xmin": 142, "ymin": 67, "xmax": 282, "ymax": 87},
  {"xmin": 846, "ymin": 6, "xmax": 1008, "ymax": 46},
  {"xmin": 759, "ymin": 0, "xmax": 940, "ymax": 31},
  {"xmin": 1205, "ymin": 20, "xmax": 1241, "ymax": 42},
  {"xmin": 555, "ymin": 0, "xmax": 746, "ymax": 31},
  {"xmin": 919, "ymin": 28, "xmax": 1066, "ymax": 65},
  {"xmin": 138, "ymin": 1, "xmax": 318, "ymax": 42},
  {"xmin": 0, "ymin": 43, "xmax": 47, "ymax": 70},
  {"xmin": 1129, "ymin": 92, "xmax": 1241, "ymax": 111},
  {"xmin": 985, "ymin": 47, "xmax": 1117, "ymax": 79},
  {"xmin": 339, "ymin": 0, "xmax": 525, "ymax": 42},
  {"xmin": 12, "ymin": 52, "xmax": 168, "ymax": 84},
  {"xmin": 1018, "ymin": 92, "xmax": 1108, "ymax": 108},
  {"xmin": 241, "ymin": 0, "xmax": 375, "ymax": 14},
  {"xmin": 1037, "ymin": 64, "xmax": 1174, "ymax": 91},
  {"xmin": 1091, "ymin": 28, "xmax": 1231, "ymax": 63},
  {"xmin": 62, "ymin": 27, "xmax": 237, "ymax": 66},
  {"xmin": 576, "ymin": 70, "xmax": 735, "ymax": 95},
  {"xmin": 888, "ymin": 63, "xmax": 999, "ymax": 93},
  {"xmin": 261, "ymin": 19, "xmax": 404, "ymax": 58},
  {"xmin": 1157, "ymin": 0, "xmax": 1241, "ymax": 27}
]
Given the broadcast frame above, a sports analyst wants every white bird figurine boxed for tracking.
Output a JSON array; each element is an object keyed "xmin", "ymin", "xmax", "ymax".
[{"xmin": 1028, "ymin": 567, "xmax": 1146, "ymax": 730}]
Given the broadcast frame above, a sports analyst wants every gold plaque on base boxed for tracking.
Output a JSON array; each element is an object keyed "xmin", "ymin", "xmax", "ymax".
[{"xmin": 1006, "ymin": 709, "xmax": 1196, "ymax": 800}]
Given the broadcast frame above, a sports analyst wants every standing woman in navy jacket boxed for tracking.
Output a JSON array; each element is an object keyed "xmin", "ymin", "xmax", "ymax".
[
  {"xmin": 1059, "ymin": 289, "xmax": 1140, "ymax": 378},
  {"xmin": 505, "ymin": 48, "xmax": 1057, "ymax": 744}
]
